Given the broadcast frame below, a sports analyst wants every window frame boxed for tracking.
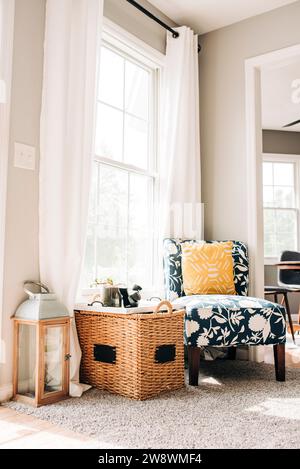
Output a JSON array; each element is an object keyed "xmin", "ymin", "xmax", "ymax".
[
  {"xmin": 263, "ymin": 153, "xmax": 300, "ymax": 265},
  {"xmin": 81, "ymin": 19, "xmax": 164, "ymax": 296}
]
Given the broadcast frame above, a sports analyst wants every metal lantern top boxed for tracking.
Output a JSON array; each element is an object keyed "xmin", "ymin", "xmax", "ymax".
[{"xmin": 14, "ymin": 281, "xmax": 69, "ymax": 321}]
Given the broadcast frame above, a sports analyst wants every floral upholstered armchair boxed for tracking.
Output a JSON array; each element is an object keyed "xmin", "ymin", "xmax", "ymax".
[{"xmin": 163, "ymin": 239, "xmax": 286, "ymax": 385}]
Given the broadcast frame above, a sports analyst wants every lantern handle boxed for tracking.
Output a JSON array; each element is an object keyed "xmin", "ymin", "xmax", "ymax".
[{"xmin": 23, "ymin": 280, "xmax": 50, "ymax": 297}]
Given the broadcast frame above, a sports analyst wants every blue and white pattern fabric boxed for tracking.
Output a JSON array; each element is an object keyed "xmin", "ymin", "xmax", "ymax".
[
  {"xmin": 163, "ymin": 239, "xmax": 286, "ymax": 349},
  {"xmin": 174, "ymin": 295, "xmax": 286, "ymax": 347},
  {"xmin": 163, "ymin": 239, "xmax": 249, "ymax": 300}
]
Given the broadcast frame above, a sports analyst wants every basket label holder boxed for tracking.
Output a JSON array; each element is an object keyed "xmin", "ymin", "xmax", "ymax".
[
  {"xmin": 94, "ymin": 344, "xmax": 116, "ymax": 364},
  {"xmin": 155, "ymin": 344, "xmax": 176, "ymax": 363}
]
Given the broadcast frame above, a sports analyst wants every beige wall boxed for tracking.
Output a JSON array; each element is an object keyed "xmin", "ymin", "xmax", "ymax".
[
  {"xmin": 104, "ymin": 0, "xmax": 176, "ymax": 53},
  {"xmin": 199, "ymin": 0, "xmax": 300, "ymax": 242},
  {"xmin": 0, "ymin": 0, "xmax": 46, "ymax": 391},
  {"xmin": 263, "ymin": 130, "xmax": 300, "ymax": 155}
]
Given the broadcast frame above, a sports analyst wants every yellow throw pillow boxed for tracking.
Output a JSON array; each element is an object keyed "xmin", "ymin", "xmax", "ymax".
[{"xmin": 182, "ymin": 241, "xmax": 236, "ymax": 295}]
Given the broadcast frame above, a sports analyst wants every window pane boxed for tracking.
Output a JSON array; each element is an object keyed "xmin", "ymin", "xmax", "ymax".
[
  {"xmin": 95, "ymin": 103, "xmax": 123, "ymax": 161},
  {"xmin": 124, "ymin": 114, "xmax": 148, "ymax": 169},
  {"xmin": 98, "ymin": 165, "xmax": 128, "ymax": 228},
  {"xmin": 263, "ymin": 186, "xmax": 273, "ymax": 207},
  {"xmin": 275, "ymin": 210, "xmax": 297, "ymax": 235},
  {"xmin": 264, "ymin": 209, "xmax": 276, "ymax": 234},
  {"xmin": 273, "ymin": 163, "xmax": 294, "ymax": 186},
  {"xmin": 129, "ymin": 173, "xmax": 152, "ymax": 227},
  {"xmin": 263, "ymin": 162, "xmax": 273, "ymax": 185},
  {"xmin": 96, "ymin": 224, "xmax": 127, "ymax": 284},
  {"xmin": 264, "ymin": 209, "xmax": 297, "ymax": 258},
  {"xmin": 128, "ymin": 173, "xmax": 153, "ymax": 286},
  {"xmin": 125, "ymin": 61, "xmax": 149, "ymax": 120},
  {"xmin": 264, "ymin": 232, "xmax": 276, "ymax": 258},
  {"xmin": 128, "ymin": 227, "xmax": 152, "ymax": 286},
  {"xmin": 274, "ymin": 186, "xmax": 294, "ymax": 208},
  {"xmin": 98, "ymin": 47, "xmax": 124, "ymax": 109},
  {"xmin": 276, "ymin": 231, "xmax": 297, "ymax": 255}
]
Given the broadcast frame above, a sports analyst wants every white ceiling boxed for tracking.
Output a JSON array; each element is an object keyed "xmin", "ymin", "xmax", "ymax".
[
  {"xmin": 261, "ymin": 58, "xmax": 300, "ymax": 132},
  {"xmin": 147, "ymin": 0, "xmax": 298, "ymax": 34}
]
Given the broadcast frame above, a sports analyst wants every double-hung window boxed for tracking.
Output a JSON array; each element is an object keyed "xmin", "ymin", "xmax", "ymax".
[
  {"xmin": 263, "ymin": 155, "xmax": 299, "ymax": 261},
  {"xmin": 82, "ymin": 27, "xmax": 161, "ymax": 290}
]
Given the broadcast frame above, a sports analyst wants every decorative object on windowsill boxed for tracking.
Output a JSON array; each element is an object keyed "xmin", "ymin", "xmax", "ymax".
[
  {"xmin": 89, "ymin": 283, "xmax": 142, "ymax": 308},
  {"xmin": 12, "ymin": 281, "xmax": 71, "ymax": 407},
  {"xmin": 75, "ymin": 300, "xmax": 185, "ymax": 400},
  {"xmin": 90, "ymin": 277, "xmax": 113, "ymax": 289},
  {"xmin": 89, "ymin": 284, "xmax": 122, "ymax": 308},
  {"xmin": 119, "ymin": 284, "xmax": 142, "ymax": 308}
]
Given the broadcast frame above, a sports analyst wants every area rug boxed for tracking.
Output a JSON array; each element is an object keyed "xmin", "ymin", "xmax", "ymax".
[{"xmin": 4, "ymin": 361, "xmax": 300, "ymax": 449}]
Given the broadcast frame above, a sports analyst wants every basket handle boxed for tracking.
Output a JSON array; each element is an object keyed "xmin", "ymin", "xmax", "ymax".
[
  {"xmin": 153, "ymin": 300, "xmax": 173, "ymax": 314},
  {"xmin": 88, "ymin": 300, "xmax": 104, "ymax": 307}
]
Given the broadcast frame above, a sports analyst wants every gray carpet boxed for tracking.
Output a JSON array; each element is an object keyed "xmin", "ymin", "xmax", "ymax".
[{"xmin": 4, "ymin": 361, "xmax": 300, "ymax": 449}]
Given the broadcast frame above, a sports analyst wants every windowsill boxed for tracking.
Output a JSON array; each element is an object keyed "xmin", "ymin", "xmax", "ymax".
[
  {"xmin": 78, "ymin": 286, "xmax": 165, "ymax": 303},
  {"xmin": 264, "ymin": 258, "xmax": 279, "ymax": 266}
]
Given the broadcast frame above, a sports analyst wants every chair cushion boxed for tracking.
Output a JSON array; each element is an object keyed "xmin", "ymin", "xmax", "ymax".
[
  {"xmin": 182, "ymin": 241, "xmax": 236, "ymax": 295},
  {"xmin": 163, "ymin": 239, "xmax": 249, "ymax": 300},
  {"xmin": 173, "ymin": 295, "xmax": 286, "ymax": 347}
]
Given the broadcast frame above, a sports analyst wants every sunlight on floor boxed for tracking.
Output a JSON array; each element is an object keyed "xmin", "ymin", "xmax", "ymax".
[
  {"xmin": 200, "ymin": 376, "xmax": 223, "ymax": 386},
  {"xmin": 245, "ymin": 398, "xmax": 300, "ymax": 420},
  {"xmin": 0, "ymin": 408, "xmax": 99, "ymax": 449}
]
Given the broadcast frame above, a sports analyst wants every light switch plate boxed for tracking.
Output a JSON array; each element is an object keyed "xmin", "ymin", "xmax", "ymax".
[{"xmin": 14, "ymin": 142, "xmax": 36, "ymax": 170}]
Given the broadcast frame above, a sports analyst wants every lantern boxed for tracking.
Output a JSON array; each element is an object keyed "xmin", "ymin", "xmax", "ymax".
[{"xmin": 12, "ymin": 281, "xmax": 71, "ymax": 407}]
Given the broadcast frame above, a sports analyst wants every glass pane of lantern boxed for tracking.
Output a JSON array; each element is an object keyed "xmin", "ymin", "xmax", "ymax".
[
  {"xmin": 44, "ymin": 326, "xmax": 63, "ymax": 394},
  {"xmin": 17, "ymin": 324, "xmax": 36, "ymax": 398}
]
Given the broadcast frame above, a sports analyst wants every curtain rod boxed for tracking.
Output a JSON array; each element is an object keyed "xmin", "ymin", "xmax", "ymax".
[{"xmin": 126, "ymin": 0, "xmax": 201, "ymax": 53}]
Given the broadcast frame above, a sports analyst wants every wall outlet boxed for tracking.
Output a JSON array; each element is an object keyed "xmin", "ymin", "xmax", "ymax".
[{"xmin": 14, "ymin": 142, "xmax": 36, "ymax": 170}]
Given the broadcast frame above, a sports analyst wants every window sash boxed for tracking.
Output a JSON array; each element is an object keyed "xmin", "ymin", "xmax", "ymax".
[
  {"xmin": 81, "ymin": 22, "xmax": 162, "ymax": 292},
  {"xmin": 263, "ymin": 155, "xmax": 300, "ymax": 261},
  {"xmin": 86, "ymin": 161, "xmax": 155, "ymax": 287},
  {"xmin": 95, "ymin": 42, "xmax": 157, "ymax": 173}
]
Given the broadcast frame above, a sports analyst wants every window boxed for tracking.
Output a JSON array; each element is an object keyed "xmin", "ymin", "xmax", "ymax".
[
  {"xmin": 263, "ymin": 156, "xmax": 299, "ymax": 261},
  {"xmin": 82, "ymin": 30, "xmax": 161, "ymax": 289}
]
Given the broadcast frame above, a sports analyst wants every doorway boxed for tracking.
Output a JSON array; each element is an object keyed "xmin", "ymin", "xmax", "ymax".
[{"xmin": 245, "ymin": 44, "xmax": 300, "ymax": 364}]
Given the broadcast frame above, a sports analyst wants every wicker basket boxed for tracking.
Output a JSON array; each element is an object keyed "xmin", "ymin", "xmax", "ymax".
[{"xmin": 75, "ymin": 300, "xmax": 185, "ymax": 400}]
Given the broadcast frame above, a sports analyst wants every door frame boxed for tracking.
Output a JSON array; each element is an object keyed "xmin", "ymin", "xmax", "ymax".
[{"xmin": 245, "ymin": 43, "xmax": 300, "ymax": 361}]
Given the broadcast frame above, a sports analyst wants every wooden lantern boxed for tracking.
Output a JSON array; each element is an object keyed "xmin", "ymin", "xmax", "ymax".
[
  {"xmin": 13, "ymin": 317, "xmax": 70, "ymax": 407},
  {"xmin": 12, "ymin": 281, "xmax": 71, "ymax": 407}
]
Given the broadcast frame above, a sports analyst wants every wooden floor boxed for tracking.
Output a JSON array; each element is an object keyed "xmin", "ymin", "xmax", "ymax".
[{"xmin": 0, "ymin": 407, "xmax": 98, "ymax": 449}]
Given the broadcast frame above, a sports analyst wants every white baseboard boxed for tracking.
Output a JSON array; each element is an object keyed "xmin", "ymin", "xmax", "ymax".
[{"xmin": 0, "ymin": 383, "xmax": 13, "ymax": 403}]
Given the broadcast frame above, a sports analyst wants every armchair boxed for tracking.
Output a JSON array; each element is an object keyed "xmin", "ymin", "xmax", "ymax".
[{"xmin": 163, "ymin": 239, "xmax": 286, "ymax": 385}]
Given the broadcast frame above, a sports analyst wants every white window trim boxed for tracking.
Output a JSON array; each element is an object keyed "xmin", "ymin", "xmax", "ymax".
[
  {"xmin": 0, "ymin": 1, "xmax": 15, "ymax": 322},
  {"xmin": 263, "ymin": 153, "xmax": 300, "ymax": 265},
  {"xmin": 81, "ymin": 19, "xmax": 165, "ymax": 298},
  {"xmin": 102, "ymin": 17, "xmax": 165, "ymax": 68}
]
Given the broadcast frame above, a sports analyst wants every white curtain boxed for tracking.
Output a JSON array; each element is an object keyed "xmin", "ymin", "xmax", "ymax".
[
  {"xmin": 39, "ymin": 0, "xmax": 103, "ymax": 397},
  {"xmin": 160, "ymin": 26, "xmax": 202, "ymax": 240}
]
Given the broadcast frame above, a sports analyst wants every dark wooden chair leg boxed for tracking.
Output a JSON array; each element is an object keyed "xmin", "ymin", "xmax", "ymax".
[
  {"xmin": 283, "ymin": 292, "xmax": 295, "ymax": 343},
  {"xmin": 227, "ymin": 347, "xmax": 237, "ymax": 360},
  {"xmin": 273, "ymin": 344, "xmax": 285, "ymax": 382},
  {"xmin": 188, "ymin": 346, "xmax": 201, "ymax": 386}
]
